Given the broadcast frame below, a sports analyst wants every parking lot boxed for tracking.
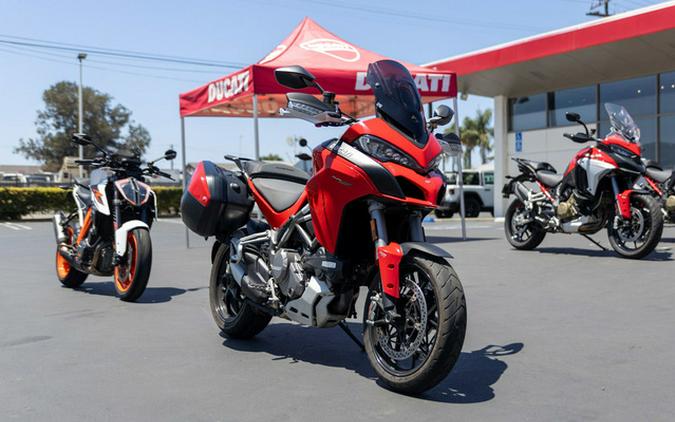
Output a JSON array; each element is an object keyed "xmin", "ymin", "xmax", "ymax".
[{"xmin": 1, "ymin": 218, "xmax": 673, "ymax": 421}]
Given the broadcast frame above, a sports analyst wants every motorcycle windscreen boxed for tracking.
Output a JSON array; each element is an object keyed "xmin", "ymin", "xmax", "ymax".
[
  {"xmin": 605, "ymin": 103, "xmax": 640, "ymax": 143},
  {"xmin": 366, "ymin": 60, "xmax": 428, "ymax": 145}
]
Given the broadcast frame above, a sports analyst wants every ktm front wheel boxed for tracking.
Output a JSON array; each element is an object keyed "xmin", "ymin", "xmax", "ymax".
[
  {"xmin": 114, "ymin": 228, "xmax": 152, "ymax": 301},
  {"xmin": 363, "ymin": 253, "xmax": 466, "ymax": 395}
]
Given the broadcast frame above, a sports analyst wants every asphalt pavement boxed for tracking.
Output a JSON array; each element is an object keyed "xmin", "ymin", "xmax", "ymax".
[{"xmin": 1, "ymin": 217, "xmax": 674, "ymax": 421}]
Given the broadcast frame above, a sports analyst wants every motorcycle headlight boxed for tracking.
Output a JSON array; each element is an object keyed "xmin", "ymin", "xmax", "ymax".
[{"xmin": 355, "ymin": 135, "xmax": 424, "ymax": 172}]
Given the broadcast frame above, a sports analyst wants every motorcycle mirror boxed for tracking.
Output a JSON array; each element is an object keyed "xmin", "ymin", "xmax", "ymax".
[
  {"xmin": 433, "ymin": 105, "xmax": 454, "ymax": 126},
  {"xmin": 298, "ymin": 138, "xmax": 308, "ymax": 147},
  {"xmin": 275, "ymin": 66, "xmax": 323, "ymax": 92},
  {"xmin": 72, "ymin": 133, "xmax": 92, "ymax": 146},
  {"xmin": 164, "ymin": 149, "xmax": 177, "ymax": 160},
  {"xmin": 565, "ymin": 112, "xmax": 581, "ymax": 123},
  {"xmin": 438, "ymin": 132, "xmax": 462, "ymax": 157}
]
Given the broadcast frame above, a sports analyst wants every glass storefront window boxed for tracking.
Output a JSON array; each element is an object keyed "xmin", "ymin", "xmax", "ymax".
[
  {"xmin": 599, "ymin": 75, "xmax": 656, "ymax": 117},
  {"xmin": 659, "ymin": 115, "xmax": 675, "ymax": 167},
  {"xmin": 549, "ymin": 85, "xmax": 597, "ymax": 126},
  {"xmin": 660, "ymin": 71, "xmax": 675, "ymax": 114},
  {"xmin": 509, "ymin": 93, "xmax": 547, "ymax": 131}
]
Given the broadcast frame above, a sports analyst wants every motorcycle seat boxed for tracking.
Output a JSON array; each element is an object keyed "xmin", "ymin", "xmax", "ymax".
[
  {"xmin": 536, "ymin": 170, "xmax": 563, "ymax": 188},
  {"xmin": 243, "ymin": 161, "xmax": 309, "ymax": 185},
  {"xmin": 251, "ymin": 178, "xmax": 305, "ymax": 212},
  {"xmin": 646, "ymin": 167, "xmax": 671, "ymax": 184}
]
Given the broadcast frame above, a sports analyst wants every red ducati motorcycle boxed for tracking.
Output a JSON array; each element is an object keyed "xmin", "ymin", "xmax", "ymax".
[
  {"xmin": 181, "ymin": 60, "xmax": 466, "ymax": 394},
  {"xmin": 503, "ymin": 103, "xmax": 664, "ymax": 259}
]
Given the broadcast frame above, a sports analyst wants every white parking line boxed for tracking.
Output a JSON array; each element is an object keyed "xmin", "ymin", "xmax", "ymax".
[
  {"xmin": 1, "ymin": 222, "xmax": 32, "ymax": 231},
  {"xmin": 424, "ymin": 224, "xmax": 494, "ymax": 231}
]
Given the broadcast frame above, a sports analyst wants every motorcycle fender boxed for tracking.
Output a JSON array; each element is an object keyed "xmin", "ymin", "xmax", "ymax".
[
  {"xmin": 377, "ymin": 243, "xmax": 403, "ymax": 299},
  {"xmin": 401, "ymin": 242, "xmax": 453, "ymax": 258},
  {"xmin": 616, "ymin": 189, "xmax": 649, "ymax": 220},
  {"xmin": 115, "ymin": 220, "xmax": 149, "ymax": 257},
  {"xmin": 377, "ymin": 242, "xmax": 453, "ymax": 299}
]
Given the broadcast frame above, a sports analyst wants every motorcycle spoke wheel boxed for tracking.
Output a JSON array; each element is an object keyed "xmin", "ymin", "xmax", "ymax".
[{"xmin": 114, "ymin": 232, "xmax": 137, "ymax": 293}]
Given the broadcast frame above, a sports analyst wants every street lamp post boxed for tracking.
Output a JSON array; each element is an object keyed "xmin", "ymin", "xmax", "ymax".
[{"xmin": 77, "ymin": 53, "xmax": 87, "ymax": 178}]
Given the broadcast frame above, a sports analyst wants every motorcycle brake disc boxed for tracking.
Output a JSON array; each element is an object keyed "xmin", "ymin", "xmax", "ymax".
[{"xmin": 376, "ymin": 280, "xmax": 428, "ymax": 361}]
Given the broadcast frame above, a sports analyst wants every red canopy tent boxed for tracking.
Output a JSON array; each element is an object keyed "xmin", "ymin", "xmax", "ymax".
[{"xmin": 177, "ymin": 18, "xmax": 466, "ymax": 245}]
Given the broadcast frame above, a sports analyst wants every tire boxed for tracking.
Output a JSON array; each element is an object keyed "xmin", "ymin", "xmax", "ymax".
[
  {"xmin": 504, "ymin": 199, "xmax": 546, "ymax": 250},
  {"xmin": 607, "ymin": 194, "xmax": 664, "ymax": 259},
  {"xmin": 55, "ymin": 226, "xmax": 88, "ymax": 288},
  {"xmin": 434, "ymin": 209, "xmax": 454, "ymax": 219},
  {"xmin": 114, "ymin": 228, "xmax": 152, "ymax": 302},
  {"xmin": 210, "ymin": 244, "xmax": 271, "ymax": 339},
  {"xmin": 464, "ymin": 196, "xmax": 481, "ymax": 218},
  {"xmin": 363, "ymin": 253, "xmax": 466, "ymax": 395}
]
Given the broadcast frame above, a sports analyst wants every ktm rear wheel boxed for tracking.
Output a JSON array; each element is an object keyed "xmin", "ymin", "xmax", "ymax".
[
  {"xmin": 114, "ymin": 228, "xmax": 152, "ymax": 301},
  {"xmin": 55, "ymin": 227, "xmax": 88, "ymax": 288}
]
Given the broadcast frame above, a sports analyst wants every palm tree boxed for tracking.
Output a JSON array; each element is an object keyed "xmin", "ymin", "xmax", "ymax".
[{"xmin": 449, "ymin": 109, "xmax": 493, "ymax": 169}]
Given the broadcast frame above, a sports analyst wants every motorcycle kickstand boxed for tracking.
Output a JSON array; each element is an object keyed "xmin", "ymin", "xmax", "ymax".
[
  {"xmin": 337, "ymin": 321, "xmax": 365, "ymax": 352},
  {"xmin": 581, "ymin": 234, "xmax": 607, "ymax": 251}
]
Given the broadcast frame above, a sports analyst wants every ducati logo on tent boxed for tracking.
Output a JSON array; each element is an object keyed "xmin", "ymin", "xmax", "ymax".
[
  {"xmin": 355, "ymin": 72, "xmax": 452, "ymax": 93},
  {"xmin": 207, "ymin": 71, "xmax": 250, "ymax": 103},
  {"xmin": 299, "ymin": 38, "xmax": 360, "ymax": 62},
  {"xmin": 259, "ymin": 45, "xmax": 286, "ymax": 64}
]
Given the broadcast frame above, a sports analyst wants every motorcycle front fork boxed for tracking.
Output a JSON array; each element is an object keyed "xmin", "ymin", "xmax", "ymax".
[{"xmin": 367, "ymin": 200, "xmax": 424, "ymax": 313}]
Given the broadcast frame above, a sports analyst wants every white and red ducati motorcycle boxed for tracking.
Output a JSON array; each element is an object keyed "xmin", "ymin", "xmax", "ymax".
[{"xmin": 503, "ymin": 103, "xmax": 664, "ymax": 259}]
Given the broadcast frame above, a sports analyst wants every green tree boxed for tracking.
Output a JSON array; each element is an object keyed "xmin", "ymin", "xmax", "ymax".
[
  {"xmin": 15, "ymin": 81, "xmax": 151, "ymax": 172},
  {"xmin": 260, "ymin": 153, "xmax": 283, "ymax": 161},
  {"xmin": 449, "ymin": 109, "xmax": 493, "ymax": 169}
]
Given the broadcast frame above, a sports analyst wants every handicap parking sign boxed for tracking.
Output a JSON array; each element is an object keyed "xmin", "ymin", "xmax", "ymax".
[{"xmin": 515, "ymin": 132, "xmax": 523, "ymax": 153}]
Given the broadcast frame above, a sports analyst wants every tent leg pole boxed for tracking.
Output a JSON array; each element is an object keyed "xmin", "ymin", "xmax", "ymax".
[
  {"xmin": 180, "ymin": 117, "xmax": 190, "ymax": 249},
  {"xmin": 453, "ymin": 97, "xmax": 466, "ymax": 240},
  {"xmin": 253, "ymin": 94, "xmax": 260, "ymax": 160}
]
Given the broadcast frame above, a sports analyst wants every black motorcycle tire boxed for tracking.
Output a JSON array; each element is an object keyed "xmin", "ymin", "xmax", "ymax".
[
  {"xmin": 114, "ymin": 228, "xmax": 152, "ymax": 302},
  {"xmin": 210, "ymin": 244, "xmax": 271, "ymax": 339},
  {"xmin": 607, "ymin": 194, "xmax": 663, "ymax": 259},
  {"xmin": 504, "ymin": 199, "xmax": 546, "ymax": 250},
  {"xmin": 363, "ymin": 253, "xmax": 466, "ymax": 395}
]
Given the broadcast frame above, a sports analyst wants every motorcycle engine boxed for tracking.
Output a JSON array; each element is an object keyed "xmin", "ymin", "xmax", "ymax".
[
  {"xmin": 556, "ymin": 194, "xmax": 578, "ymax": 220},
  {"xmin": 269, "ymin": 249, "xmax": 306, "ymax": 300}
]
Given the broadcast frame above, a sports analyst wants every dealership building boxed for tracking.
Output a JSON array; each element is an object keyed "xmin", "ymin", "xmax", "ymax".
[{"xmin": 425, "ymin": 1, "xmax": 675, "ymax": 217}]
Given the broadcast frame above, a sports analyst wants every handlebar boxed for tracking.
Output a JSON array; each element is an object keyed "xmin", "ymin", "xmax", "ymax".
[{"xmin": 74, "ymin": 159, "xmax": 95, "ymax": 165}]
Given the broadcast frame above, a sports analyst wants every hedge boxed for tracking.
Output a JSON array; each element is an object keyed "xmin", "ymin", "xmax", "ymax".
[{"xmin": 0, "ymin": 187, "xmax": 183, "ymax": 220}]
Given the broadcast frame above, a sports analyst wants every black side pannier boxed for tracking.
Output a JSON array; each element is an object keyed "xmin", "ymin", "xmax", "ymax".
[{"xmin": 180, "ymin": 161, "xmax": 253, "ymax": 237}]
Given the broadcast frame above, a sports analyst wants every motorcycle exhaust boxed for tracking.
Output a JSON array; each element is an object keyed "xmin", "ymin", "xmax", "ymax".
[
  {"xmin": 52, "ymin": 212, "xmax": 67, "ymax": 243},
  {"xmin": 513, "ymin": 181, "xmax": 530, "ymax": 203}
]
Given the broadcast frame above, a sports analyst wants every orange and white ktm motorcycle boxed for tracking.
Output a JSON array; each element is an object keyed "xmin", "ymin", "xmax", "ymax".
[{"xmin": 53, "ymin": 133, "xmax": 176, "ymax": 301}]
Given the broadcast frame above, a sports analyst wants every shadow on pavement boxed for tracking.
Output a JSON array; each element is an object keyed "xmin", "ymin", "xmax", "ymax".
[
  {"xmin": 221, "ymin": 321, "xmax": 522, "ymax": 404},
  {"xmin": 535, "ymin": 247, "xmax": 672, "ymax": 261},
  {"xmin": 72, "ymin": 281, "xmax": 205, "ymax": 303}
]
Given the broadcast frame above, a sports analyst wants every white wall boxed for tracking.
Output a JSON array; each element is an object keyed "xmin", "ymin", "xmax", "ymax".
[{"xmin": 506, "ymin": 124, "xmax": 597, "ymax": 175}]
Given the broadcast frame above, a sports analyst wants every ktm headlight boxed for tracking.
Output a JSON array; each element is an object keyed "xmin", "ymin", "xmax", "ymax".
[{"xmin": 355, "ymin": 135, "xmax": 425, "ymax": 172}]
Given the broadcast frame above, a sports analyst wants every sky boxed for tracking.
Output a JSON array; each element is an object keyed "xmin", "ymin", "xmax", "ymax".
[{"xmin": 0, "ymin": 0, "xmax": 664, "ymax": 168}]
